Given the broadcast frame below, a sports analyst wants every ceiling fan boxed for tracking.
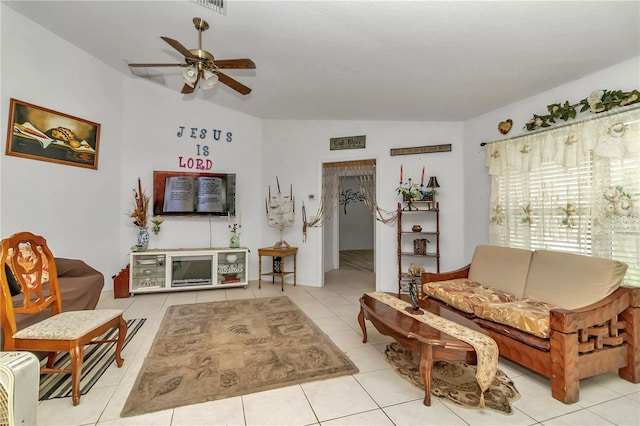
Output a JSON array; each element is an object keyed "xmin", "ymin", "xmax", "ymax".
[{"xmin": 128, "ymin": 17, "xmax": 255, "ymax": 95}]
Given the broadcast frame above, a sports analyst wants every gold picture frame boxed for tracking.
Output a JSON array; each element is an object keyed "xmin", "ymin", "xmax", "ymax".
[{"xmin": 5, "ymin": 98, "xmax": 101, "ymax": 170}]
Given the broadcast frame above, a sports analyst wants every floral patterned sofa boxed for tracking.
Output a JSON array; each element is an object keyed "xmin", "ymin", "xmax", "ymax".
[{"xmin": 421, "ymin": 245, "xmax": 640, "ymax": 404}]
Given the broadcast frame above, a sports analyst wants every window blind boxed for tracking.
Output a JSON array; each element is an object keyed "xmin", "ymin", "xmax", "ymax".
[{"xmin": 488, "ymin": 106, "xmax": 639, "ymax": 287}]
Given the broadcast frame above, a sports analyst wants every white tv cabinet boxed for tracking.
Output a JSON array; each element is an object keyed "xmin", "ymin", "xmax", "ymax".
[{"xmin": 129, "ymin": 247, "xmax": 248, "ymax": 295}]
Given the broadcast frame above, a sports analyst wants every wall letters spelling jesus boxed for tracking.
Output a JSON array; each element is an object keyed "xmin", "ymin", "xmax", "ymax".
[{"xmin": 175, "ymin": 126, "xmax": 234, "ymax": 171}]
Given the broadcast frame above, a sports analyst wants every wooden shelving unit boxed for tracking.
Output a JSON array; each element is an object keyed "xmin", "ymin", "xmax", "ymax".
[{"xmin": 397, "ymin": 202, "xmax": 440, "ymax": 296}]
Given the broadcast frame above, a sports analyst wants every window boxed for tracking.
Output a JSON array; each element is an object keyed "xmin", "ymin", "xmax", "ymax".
[{"xmin": 487, "ymin": 106, "xmax": 640, "ymax": 287}]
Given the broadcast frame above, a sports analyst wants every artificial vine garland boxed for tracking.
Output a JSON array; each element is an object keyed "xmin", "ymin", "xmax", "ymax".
[{"xmin": 525, "ymin": 89, "xmax": 640, "ymax": 131}]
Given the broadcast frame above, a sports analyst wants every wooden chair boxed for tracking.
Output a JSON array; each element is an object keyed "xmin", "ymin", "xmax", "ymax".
[{"xmin": 0, "ymin": 232, "xmax": 127, "ymax": 406}]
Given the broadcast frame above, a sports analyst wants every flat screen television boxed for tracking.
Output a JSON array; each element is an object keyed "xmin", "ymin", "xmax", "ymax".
[{"xmin": 152, "ymin": 170, "xmax": 236, "ymax": 216}]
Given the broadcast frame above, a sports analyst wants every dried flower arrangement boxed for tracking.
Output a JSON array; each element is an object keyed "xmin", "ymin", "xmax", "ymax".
[{"xmin": 129, "ymin": 178, "xmax": 149, "ymax": 228}]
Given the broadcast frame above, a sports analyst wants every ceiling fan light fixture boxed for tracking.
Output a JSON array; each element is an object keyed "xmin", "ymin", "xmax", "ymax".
[
  {"xmin": 183, "ymin": 66, "xmax": 198, "ymax": 87},
  {"xmin": 201, "ymin": 70, "xmax": 219, "ymax": 90}
]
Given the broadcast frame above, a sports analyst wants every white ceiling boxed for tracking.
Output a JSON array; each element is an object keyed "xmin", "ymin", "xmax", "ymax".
[{"xmin": 5, "ymin": 1, "xmax": 639, "ymax": 121}]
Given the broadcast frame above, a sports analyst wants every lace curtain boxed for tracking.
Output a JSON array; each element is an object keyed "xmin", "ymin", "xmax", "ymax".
[
  {"xmin": 486, "ymin": 105, "xmax": 640, "ymax": 287},
  {"xmin": 302, "ymin": 160, "xmax": 396, "ymax": 241}
]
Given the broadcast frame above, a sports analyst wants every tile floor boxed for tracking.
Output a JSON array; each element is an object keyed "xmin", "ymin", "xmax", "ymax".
[{"xmin": 36, "ymin": 270, "xmax": 639, "ymax": 425}]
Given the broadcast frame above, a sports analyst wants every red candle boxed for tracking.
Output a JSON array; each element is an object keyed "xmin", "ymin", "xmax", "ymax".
[
  {"xmin": 400, "ymin": 164, "xmax": 403, "ymax": 182},
  {"xmin": 421, "ymin": 167, "xmax": 425, "ymax": 185}
]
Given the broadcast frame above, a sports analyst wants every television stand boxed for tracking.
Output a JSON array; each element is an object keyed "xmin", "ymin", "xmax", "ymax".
[{"xmin": 129, "ymin": 247, "xmax": 248, "ymax": 295}]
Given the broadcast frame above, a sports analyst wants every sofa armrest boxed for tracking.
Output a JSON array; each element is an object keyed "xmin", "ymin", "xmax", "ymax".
[
  {"xmin": 549, "ymin": 286, "xmax": 639, "ymax": 334},
  {"xmin": 421, "ymin": 264, "xmax": 470, "ymax": 283}
]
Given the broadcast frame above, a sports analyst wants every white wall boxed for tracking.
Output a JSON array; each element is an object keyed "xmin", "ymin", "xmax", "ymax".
[
  {"xmin": 3, "ymin": 3, "xmax": 638, "ymax": 294},
  {"xmin": 262, "ymin": 120, "xmax": 464, "ymax": 292},
  {"xmin": 1, "ymin": 4, "xmax": 264, "ymax": 290},
  {"xmin": 119, "ymin": 78, "xmax": 263, "ymax": 279},
  {"xmin": 463, "ymin": 56, "xmax": 640, "ymax": 262},
  {"xmin": 1, "ymin": 5, "xmax": 124, "ymax": 280}
]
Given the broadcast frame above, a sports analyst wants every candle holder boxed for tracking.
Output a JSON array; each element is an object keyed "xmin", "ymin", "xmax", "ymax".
[{"xmin": 265, "ymin": 177, "xmax": 295, "ymax": 248}]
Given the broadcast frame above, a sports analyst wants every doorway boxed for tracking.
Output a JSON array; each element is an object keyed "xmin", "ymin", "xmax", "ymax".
[
  {"xmin": 338, "ymin": 176, "xmax": 374, "ymax": 271},
  {"xmin": 320, "ymin": 159, "xmax": 376, "ymax": 288}
]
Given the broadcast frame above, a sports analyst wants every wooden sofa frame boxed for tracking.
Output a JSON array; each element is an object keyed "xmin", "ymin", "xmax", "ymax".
[{"xmin": 422, "ymin": 265, "xmax": 640, "ymax": 404}]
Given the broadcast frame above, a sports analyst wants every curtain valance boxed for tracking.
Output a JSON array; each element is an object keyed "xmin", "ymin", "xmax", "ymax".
[{"xmin": 486, "ymin": 106, "xmax": 640, "ymax": 176}]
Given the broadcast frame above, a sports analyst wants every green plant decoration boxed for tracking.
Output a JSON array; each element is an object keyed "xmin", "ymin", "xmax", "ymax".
[{"xmin": 525, "ymin": 89, "xmax": 640, "ymax": 131}]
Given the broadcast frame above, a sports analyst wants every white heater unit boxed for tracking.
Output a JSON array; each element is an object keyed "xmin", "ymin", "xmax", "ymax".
[{"xmin": 0, "ymin": 352, "xmax": 39, "ymax": 426}]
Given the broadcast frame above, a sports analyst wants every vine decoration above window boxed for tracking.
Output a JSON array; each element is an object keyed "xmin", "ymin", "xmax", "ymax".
[{"xmin": 525, "ymin": 89, "xmax": 640, "ymax": 131}]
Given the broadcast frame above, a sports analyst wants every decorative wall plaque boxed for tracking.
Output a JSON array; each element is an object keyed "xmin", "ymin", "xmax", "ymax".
[
  {"xmin": 330, "ymin": 135, "xmax": 366, "ymax": 150},
  {"xmin": 390, "ymin": 144, "xmax": 452, "ymax": 156}
]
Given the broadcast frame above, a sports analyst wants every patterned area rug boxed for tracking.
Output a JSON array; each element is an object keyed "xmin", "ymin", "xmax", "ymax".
[
  {"xmin": 385, "ymin": 342, "xmax": 520, "ymax": 415},
  {"xmin": 39, "ymin": 318, "xmax": 146, "ymax": 400},
  {"xmin": 121, "ymin": 297, "xmax": 359, "ymax": 417}
]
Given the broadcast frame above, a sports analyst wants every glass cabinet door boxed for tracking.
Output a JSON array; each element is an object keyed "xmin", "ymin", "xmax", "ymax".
[
  {"xmin": 216, "ymin": 250, "xmax": 247, "ymax": 285},
  {"xmin": 131, "ymin": 254, "xmax": 166, "ymax": 291},
  {"xmin": 170, "ymin": 254, "xmax": 213, "ymax": 288}
]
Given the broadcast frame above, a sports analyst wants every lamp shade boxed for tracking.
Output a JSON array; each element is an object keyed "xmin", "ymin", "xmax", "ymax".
[
  {"xmin": 182, "ymin": 67, "xmax": 198, "ymax": 87},
  {"xmin": 427, "ymin": 176, "xmax": 440, "ymax": 188},
  {"xmin": 201, "ymin": 70, "xmax": 219, "ymax": 90}
]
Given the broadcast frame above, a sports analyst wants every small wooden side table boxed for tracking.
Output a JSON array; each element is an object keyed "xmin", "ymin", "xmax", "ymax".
[{"xmin": 258, "ymin": 247, "xmax": 298, "ymax": 291}]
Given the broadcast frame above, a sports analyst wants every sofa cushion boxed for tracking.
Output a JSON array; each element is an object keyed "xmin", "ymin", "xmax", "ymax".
[
  {"xmin": 468, "ymin": 245, "xmax": 533, "ymax": 299},
  {"xmin": 423, "ymin": 279, "xmax": 517, "ymax": 314},
  {"xmin": 524, "ymin": 250, "xmax": 627, "ymax": 310},
  {"xmin": 473, "ymin": 298, "xmax": 558, "ymax": 339}
]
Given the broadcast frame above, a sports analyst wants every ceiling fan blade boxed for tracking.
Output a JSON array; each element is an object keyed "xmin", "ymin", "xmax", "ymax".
[
  {"xmin": 213, "ymin": 59, "xmax": 256, "ymax": 69},
  {"xmin": 181, "ymin": 72, "xmax": 199, "ymax": 94},
  {"xmin": 181, "ymin": 82, "xmax": 196, "ymax": 94},
  {"xmin": 161, "ymin": 36, "xmax": 197, "ymax": 59},
  {"xmin": 216, "ymin": 72, "xmax": 252, "ymax": 95},
  {"xmin": 128, "ymin": 63, "xmax": 186, "ymax": 68}
]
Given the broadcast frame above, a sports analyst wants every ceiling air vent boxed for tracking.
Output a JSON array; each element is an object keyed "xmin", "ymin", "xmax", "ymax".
[
  {"xmin": 129, "ymin": 67, "xmax": 167, "ymax": 86},
  {"xmin": 191, "ymin": 0, "xmax": 226, "ymax": 15}
]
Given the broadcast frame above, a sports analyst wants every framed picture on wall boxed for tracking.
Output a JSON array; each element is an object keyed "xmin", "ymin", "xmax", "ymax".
[{"xmin": 5, "ymin": 98, "xmax": 101, "ymax": 170}]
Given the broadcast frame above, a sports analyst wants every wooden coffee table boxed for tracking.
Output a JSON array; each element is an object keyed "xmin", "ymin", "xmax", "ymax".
[{"xmin": 358, "ymin": 293, "xmax": 487, "ymax": 406}]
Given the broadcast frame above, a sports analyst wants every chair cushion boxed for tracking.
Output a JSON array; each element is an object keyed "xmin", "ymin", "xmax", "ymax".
[
  {"xmin": 468, "ymin": 245, "xmax": 533, "ymax": 299},
  {"xmin": 473, "ymin": 298, "xmax": 558, "ymax": 339},
  {"xmin": 13, "ymin": 309, "xmax": 123, "ymax": 340},
  {"xmin": 524, "ymin": 250, "xmax": 628, "ymax": 310},
  {"xmin": 423, "ymin": 279, "xmax": 517, "ymax": 313}
]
